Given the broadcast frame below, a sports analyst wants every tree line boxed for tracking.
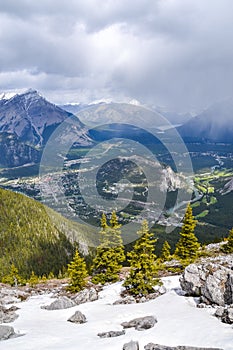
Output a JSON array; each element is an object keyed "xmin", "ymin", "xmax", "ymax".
[
  {"xmin": 2, "ymin": 196, "xmax": 233, "ymax": 295},
  {"xmin": 67, "ymin": 203, "xmax": 233, "ymax": 296}
]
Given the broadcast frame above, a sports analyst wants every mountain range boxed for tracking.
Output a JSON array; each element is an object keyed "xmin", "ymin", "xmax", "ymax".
[
  {"xmin": 60, "ymin": 101, "xmax": 193, "ymax": 127},
  {"xmin": 1, "ymin": 89, "xmax": 233, "ymax": 168},
  {"xmin": 61, "ymin": 98, "xmax": 233, "ymax": 143},
  {"xmin": 0, "ymin": 90, "xmax": 92, "ymax": 167},
  {"xmin": 178, "ymin": 98, "xmax": 233, "ymax": 143}
]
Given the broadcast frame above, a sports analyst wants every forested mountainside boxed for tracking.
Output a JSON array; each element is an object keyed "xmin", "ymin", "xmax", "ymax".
[{"xmin": 0, "ymin": 187, "xmax": 75, "ymax": 279}]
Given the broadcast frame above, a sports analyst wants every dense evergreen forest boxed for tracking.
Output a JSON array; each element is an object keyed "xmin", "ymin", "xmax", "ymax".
[
  {"xmin": 0, "ymin": 188, "xmax": 75, "ymax": 280},
  {"xmin": 1, "ymin": 187, "xmax": 233, "ymax": 296}
]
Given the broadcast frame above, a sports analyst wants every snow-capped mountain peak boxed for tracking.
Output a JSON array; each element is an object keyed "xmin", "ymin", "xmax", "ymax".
[
  {"xmin": 0, "ymin": 89, "xmax": 91, "ymax": 148},
  {"xmin": 0, "ymin": 88, "xmax": 40, "ymax": 102},
  {"xmin": 0, "ymin": 91, "xmax": 18, "ymax": 101}
]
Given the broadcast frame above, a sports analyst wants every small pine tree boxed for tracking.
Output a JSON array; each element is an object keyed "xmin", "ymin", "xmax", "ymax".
[
  {"xmin": 41, "ymin": 275, "xmax": 47, "ymax": 283},
  {"xmin": 123, "ymin": 220, "xmax": 159, "ymax": 296},
  {"xmin": 67, "ymin": 250, "xmax": 88, "ymax": 292},
  {"xmin": 174, "ymin": 203, "xmax": 200, "ymax": 263},
  {"xmin": 48, "ymin": 272, "xmax": 55, "ymax": 280},
  {"xmin": 91, "ymin": 211, "xmax": 125, "ymax": 284},
  {"xmin": 101, "ymin": 212, "xmax": 108, "ymax": 229},
  {"xmin": 2, "ymin": 264, "xmax": 23, "ymax": 286},
  {"xmin": 28, "ymin": 271, "xmax": 39, "ymax": 287},
  {"xmin": 222, "ymin": 228, "xmax": 233, "ymax": 254},
  {"xmin": 160, "ymin": 240, "xmax": 171, "ymax": 262}
]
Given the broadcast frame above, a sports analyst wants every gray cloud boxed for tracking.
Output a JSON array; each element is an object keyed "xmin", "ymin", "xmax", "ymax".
[{"xmin": 0, "ymin": 0, "xmax": 233, "ymax": 111}]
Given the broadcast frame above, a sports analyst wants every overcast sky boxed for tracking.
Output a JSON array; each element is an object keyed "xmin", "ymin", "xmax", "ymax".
[{"xmin": 0, "ymin": 0, "xmax": 233, "ymax": 111}]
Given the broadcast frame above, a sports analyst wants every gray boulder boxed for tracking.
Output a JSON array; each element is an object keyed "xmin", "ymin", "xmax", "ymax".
[
  {"xmin": 72, "ymin": 287, "xmax": 98, "ymax": 305},
  {"xmin": 113, "ymin": 296, "xmax": 136, "ymax": 305},
  {"xmin": 214, "ymin": 306, "xmax": 225, "ymax": 318},
  {"xmin": 41, "ymin": 296, "xmax": 76, "ymax": 310},
  {"xmin": 0, "ymin": 305, "xmax": 18, "ymax": 323},
  {"xmin": 215, "ymin": 305, "xmax": 233, "ymax": 324},
  {"xmin": 67, "ymin": 310, "xmax": 87, "ymax": 324},
  {"xmin": 0, "ymin": 325, "xmax": 17, "ymax": 341},
  {"xmin": 144, "ymin": 344, "xmax": 223, "ymax": 350},
  {"xmin": 180, "ymin": 255, "xmax": 233, "ymax": 306},
  {"xmin": 121, "ymin": 315, "xmax": 157, "ymax": 331},
  {"xmin": 97, "ymin": 330, "xmax": 125, "ymax": 338},
  {"xmin": 116, "ymin": 287, "xmax": 166, "ymax": 305},
  {"xmin": 221, "ymin": 306, "xmax": 233, "ymax": 324},
  {"xmin": 0, "ymin": 287, "xmax": 29, "ymax": 304},
  {"xmin": 123, "ymin": 340, "xmax": 140, "ymax": 349}
]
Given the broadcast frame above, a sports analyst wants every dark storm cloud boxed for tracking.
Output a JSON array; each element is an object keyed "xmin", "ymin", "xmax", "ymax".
[{"xmin": 0, "ymin": 0, "xmax": 233, "ymax": 110}]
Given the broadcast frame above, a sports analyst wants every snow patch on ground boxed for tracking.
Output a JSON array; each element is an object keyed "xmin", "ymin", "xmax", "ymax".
[{"xmin": 0, "ymin": 276, "xmax": 232, "ymax": 350}]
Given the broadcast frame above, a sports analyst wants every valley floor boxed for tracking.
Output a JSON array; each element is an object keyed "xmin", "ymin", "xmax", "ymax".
[{"xmin": 0, "ymin": 276, "xmax": 232, "ymax": 350}]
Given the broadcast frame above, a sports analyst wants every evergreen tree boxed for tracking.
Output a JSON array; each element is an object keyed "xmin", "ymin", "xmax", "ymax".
[
  {"xmin": 101, "ymin": 212, "xmax": 108, "ymax": 229},
  {"xmin": 222, "ymin": 228, "xmax": 233, "ymax": 254},
  {"xmin": 2, "ymin": 264, "xmax": 24, "ymax": 286},
  {"xmin": 123, "ymin": 220, "xmax": 159, "ymax": 296},
  {"xmin": 67, "ymin": 250, "xmax": 88, "ymax": 292},
  {"xmin": 174, "ymin": 203, "xmax": 200, "ymax": 263},
  {"xmin": 91, "ymin": 211, "xmax": 125, "ymax": 284},
  {"xmin": 160, "ymin": 240, "xmax": 171, "ymax": 262},
  {"xmin": 28, "ymin": 271, "xmax": 39, "ymax": 287}
]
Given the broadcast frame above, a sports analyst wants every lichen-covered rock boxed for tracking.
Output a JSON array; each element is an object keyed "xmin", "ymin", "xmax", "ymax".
[
  {"xmin": 180, "ymin": 255, "xmax": 233, "ymax": 306},
  {"xmin": 121, "ymin": 315, "xmax": 157, "ymax": 331},
  {"xmin": 41, "ymin": 296, "xmax": 76, "ymax": 310},
  {"xmin": 67, "ymin": 310, "xmax": 87, "ymax": 324},
  {"xmin": 123, "ymin": 340, "xmax": 139, "ymax": 350},
  {"xmin": 97, "ymin": 330, "xmax": 125, "ymax": 338}
]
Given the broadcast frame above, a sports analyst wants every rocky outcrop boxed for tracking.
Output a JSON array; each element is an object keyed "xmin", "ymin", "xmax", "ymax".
[
  {"xmin": 0, "ymin": 285, "xmax": 29, "ymax": 304},
  {"xmin": 97, "ymin": 330, "xmax": 125, "ymax": 338},
  {"xmin": 121, "ymin": 316, "xmax": 157, "ymax": 331},
  {"xmin": 113, "ymin": 296, "xmax": 137, "ymax": 305},
  {"xmin": 0, "ymin": 285, "xmax": 29, "ymax": 325},
  {"xmin": 0, "ymin": 325, "xmax": 17, "ymax": 341},
  {"xmin": 0, "ymin": 305, "xmax": 18, "ymax": 324},
  {"xmin": 71, "ymin": 287, "xmax": 98, "ymax": 305},
  {"xmin": 116, "ymin": 287, "xmax": 166, "ymax": 305},
  {"xmin": 41, "ymin": 296, "xmax": 76, "ymax": 310},
  {"xmin": 144, "ymin": 344, "xmax": 223, "ymax": 350},
  {"xmin": 215, "ymin": 305, "xmax": 233, "ymax": 324},
  {"xmin": 180, "ymin": 255, "xmax": 233, "ymax": 306},
  {"xmin": 40, "ymin": 286, "xmax": 99, "ymax": 310},
  {"xmin": 123, "ymin": 340, "xmax": 139, "ymax": 349},
  {"xmin": 67, "ymin": 311, "xmax": 87, "ymax": 324}
]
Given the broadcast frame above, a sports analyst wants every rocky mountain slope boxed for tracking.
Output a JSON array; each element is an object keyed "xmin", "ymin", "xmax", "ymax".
[
  {"xmin": 64, "ymin": 102, "xmax": 164, "ymax": 129},
  {"xmin": 0, "ymin": 90, "xmax": 92, "ymax": 167},
  {"xmin": 60, "ymin": 102, "xmax": 194, "ymax": 126},
  {"xmin": 0, "ymin": 132, "xmax": 40, "ymax": 167},
  {"xmin": 0, "ymin": 272, "xmax": 230, "ymax": 349}
]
